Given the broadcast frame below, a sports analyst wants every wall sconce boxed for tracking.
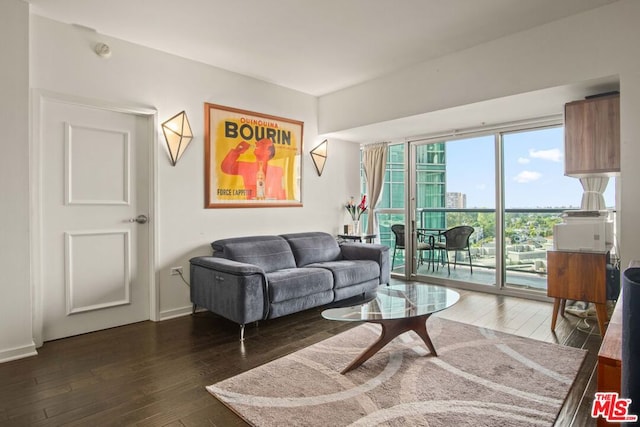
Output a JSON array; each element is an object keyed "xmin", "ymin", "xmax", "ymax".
[
  {"xmin": 162, "ymin": 111, "xmax": 193, "ymax": 166},
  {"xmin": 310, "ymin": 139, "xmax": 328, "ymax": 176}
]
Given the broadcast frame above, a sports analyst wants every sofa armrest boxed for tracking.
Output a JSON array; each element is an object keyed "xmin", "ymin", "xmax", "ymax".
[
  {"xmin": 340, "ymin": 243, "xmax": 390, "ymax": 285},
  {"xmin": 190, "ymin": 256, "xmax": 265, "ymax": 276},
  {"xmin": 189, "ymin": 256, "xmax": 269, "ymax": 324}
]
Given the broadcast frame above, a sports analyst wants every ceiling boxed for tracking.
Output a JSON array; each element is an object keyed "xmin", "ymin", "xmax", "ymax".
[
  {"xmin": 27, "ymin": 0, "xmax": 621, "ymax": 142},
  {"xmin": 323, "ymin": 77, "xmax": 620, "ymax": 143}
]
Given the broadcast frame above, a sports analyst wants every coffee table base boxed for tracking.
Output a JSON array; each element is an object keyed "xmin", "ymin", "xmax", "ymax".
[{"xmin": 341, "ymin": 314, "xmax": 436, "ymax": 374}]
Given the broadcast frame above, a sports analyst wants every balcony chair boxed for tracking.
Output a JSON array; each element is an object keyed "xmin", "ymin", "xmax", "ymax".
[
  {"xmin": 391, "ymin": 224, "xmax": 436, "ymax": 271},
  {"xmin": 434, "ymin": 225, "xmax": 474, "ymax": 275}
]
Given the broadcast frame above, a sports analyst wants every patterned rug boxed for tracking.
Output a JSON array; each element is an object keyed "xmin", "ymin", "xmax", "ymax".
[{"xmin": 207, "ymin": 318, "xmax": 587, "ymax": 426}]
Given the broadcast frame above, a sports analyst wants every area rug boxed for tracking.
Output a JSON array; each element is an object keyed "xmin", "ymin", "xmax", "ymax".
[{"xmin": 207, "ymin": 318, "xmax": 587, "ymax": 426}]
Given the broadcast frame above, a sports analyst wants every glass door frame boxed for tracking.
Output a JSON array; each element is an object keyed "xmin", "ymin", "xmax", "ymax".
[
  {"xmin": 406, "ymin": 133, "xmax": 504, "ymax": 292},
  {"xmin": 404, "ymin": 117, "xmax": 563, "ymax": 301}
]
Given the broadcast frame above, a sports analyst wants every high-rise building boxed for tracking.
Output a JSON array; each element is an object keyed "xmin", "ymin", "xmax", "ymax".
[
  {"xmin": 446, "ymin": 192, "xmax": 467, "ymax": 208},
  {"xmin": 416, "ymin": 143, "xmax": 446, "ymax": 229},
  {"xmin": 360, "ymin": 143, "xmax": 447, "ymax": 253}
]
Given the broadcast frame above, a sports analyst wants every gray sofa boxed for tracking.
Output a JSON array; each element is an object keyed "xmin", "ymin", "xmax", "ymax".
[{"xmin": 189, "ymin": 231, "xmax": 390, "ymax": 339}]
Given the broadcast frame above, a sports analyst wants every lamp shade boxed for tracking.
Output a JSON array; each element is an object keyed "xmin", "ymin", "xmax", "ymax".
[
  {"xmin": 310, "ymin": 139, "xmax": 328, "ymax": 176},
  {"xmin": 162, "ymin": 111, "xmax": 193, "ymax": 166}
]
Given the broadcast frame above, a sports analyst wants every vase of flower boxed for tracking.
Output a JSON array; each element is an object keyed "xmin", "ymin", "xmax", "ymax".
[{"xmin": 345, "ymin": 195, "xmax": 367, "ymax": 235}]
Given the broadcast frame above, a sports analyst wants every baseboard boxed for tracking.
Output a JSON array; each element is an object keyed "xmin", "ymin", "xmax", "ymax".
[
  {"xmin": 0, "ymin": 343, "xmax": 38, "ymax": 364},
  {"xmin": 159, "ymin": 305, "xmax": 194, "ymax": 321}
]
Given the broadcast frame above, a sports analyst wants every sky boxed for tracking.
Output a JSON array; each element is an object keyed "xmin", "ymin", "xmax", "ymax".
[{"xmin": 445, "ymin": 127, "xmax": 616, "ymax": 209}]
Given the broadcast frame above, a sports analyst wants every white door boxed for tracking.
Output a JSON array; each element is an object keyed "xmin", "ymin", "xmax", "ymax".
[{"xmin": 41, "ymin": 98, "xmax": 151, "ymax": 341}]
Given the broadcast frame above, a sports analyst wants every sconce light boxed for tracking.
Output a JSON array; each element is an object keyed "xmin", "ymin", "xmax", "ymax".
[
  {"xmin": 162, "ymin": 111, "xmax": 193, "ymax": 166},
  {"xmin": 310, "ymin": 139, "xmax": 328, "ymax": 176}
]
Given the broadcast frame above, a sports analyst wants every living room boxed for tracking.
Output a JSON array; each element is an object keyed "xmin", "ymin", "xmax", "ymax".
[{"xmin": 2, "ymin": 0, "xmax": 640, "ymax": 424}]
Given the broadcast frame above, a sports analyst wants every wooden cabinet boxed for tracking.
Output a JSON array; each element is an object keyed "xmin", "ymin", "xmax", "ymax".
[
  {"xmin": 564, "ymin": 93, "xmax": 620, "ymax": 177},
  {"xmin": 547, "ymin": 250, "xmax": 609, "ymax": 335},
  {"xmin": 597, "ymin": 294, "xmax": 622, "ymax": 427}
]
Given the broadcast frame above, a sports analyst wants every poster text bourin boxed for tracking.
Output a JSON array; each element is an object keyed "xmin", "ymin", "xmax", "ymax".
[{"xmin": 205, "ymin": 103, "xmax": 303, "ymax": 208}]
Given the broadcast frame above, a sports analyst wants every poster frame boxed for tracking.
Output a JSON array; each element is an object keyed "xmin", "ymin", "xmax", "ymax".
[{"xmin": 204, "ymin": 103, "xmax": 304, "ymax": 208}]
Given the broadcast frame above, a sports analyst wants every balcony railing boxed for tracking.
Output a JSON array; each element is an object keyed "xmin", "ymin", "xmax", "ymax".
[{"xmin": 374, "ymin": 207, "xmax": 566, "ymax": 290}]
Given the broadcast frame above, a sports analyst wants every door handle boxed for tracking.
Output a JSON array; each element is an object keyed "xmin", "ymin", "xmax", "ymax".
[{"xmin": 129, "ymin": 214, "xmax": 149, "ymax": 224}]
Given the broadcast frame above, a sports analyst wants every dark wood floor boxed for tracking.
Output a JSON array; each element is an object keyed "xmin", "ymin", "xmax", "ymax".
[{"xmin": 0, "ymin": 280, "xmax": 603, "ymax": 426}]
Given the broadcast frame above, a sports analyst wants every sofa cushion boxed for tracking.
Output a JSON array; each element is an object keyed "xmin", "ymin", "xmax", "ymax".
[
  {"xmin": 307, "ymin": 260, "xmax": 380, "ymax": 289},
  {"xmin": 266, "ymin": 267, "xmax": 333, "ymax": 303},
  {"xmin": 341, "ymin": 243, "xmax": 390, "ymax": 285},
  {"xmin": 280, "ymin": 232, "xmax": 342, "ymax": 267},
  {"xmin": 333, "ymin": 278, "xmax": 380, "ymax": 301},
  {"xmin": 268, "ymin": 291, "xmax": 334, "ymax": 319},
  {"xmin": 211, "ymin": 235, "xmax": 296, "ymax": 273}
]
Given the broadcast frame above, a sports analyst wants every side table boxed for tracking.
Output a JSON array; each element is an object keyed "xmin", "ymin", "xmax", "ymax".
[
  {"xmin": 337, "ymin": 234, "xmax": 376, "ymax": 243},
  {"xmin": 547, "ymin": 250, "xmax": 609, "ymax": 336}
]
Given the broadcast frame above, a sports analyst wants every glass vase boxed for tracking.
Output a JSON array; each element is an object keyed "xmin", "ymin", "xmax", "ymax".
[{"xmin": 352, "ymin": 220, "xmax": 360, "ymax": 235}]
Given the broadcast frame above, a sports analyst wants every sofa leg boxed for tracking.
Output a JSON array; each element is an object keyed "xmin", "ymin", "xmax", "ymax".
[
  {"xmin": 240, "ymin": 324, "xmax": 245, "ymax": 341},
  {"xmin": 192, "ymin": 304, "xmax": 197, "ymax": 314}
]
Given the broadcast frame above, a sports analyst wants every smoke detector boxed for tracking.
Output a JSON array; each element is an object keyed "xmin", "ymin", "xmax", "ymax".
[{"xmin": 94, "ymin": 43, "xmax": 112, "ymax": 58}]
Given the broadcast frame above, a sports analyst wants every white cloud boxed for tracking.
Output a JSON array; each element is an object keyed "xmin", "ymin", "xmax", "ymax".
[
  {"xmin": 517, "ymin": 157, "xmax": 530, "ymax": 164},
  {"xmin": 514, "ymin": 170, "xmax": 542, "ymax": 183},
  {"xmin": 528, "ymin": 148, "xmax": 562, "ymax": 162}
]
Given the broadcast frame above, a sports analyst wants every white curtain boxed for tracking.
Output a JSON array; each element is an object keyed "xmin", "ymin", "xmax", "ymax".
[
  {"xmin": 579, "ymin": 176, "xmax": 609, "ymax": 210},
  {"xmin": 362, "ymin": 143, "xmax": 388, "ymax": 237}
]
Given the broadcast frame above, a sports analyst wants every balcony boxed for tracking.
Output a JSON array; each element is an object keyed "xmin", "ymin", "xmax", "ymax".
[{"xmin": 376, "ymin": 208, "xmax": 565, "ymax": 292}]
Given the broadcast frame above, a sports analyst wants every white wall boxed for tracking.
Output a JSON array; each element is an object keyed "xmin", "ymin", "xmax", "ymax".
[
  {"xmin": 28, "ymin": 17, "xmax": 361, "ymax": 326},
  {"xmin": 0, "ymin": 0, "xmax": 37, "ymax": 362},
  {"xmin": 319, "ymin": 0, "xmax": 640, "ymax": 269}
]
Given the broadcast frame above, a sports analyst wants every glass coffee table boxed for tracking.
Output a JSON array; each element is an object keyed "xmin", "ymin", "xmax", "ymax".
[{"xmin": 322, "ymin": 283, "xmax": 460, "ymax": 374}]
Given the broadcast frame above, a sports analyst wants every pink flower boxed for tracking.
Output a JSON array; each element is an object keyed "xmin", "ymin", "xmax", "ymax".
[{"xmin": 345, "ymin": 195, "xmax": 368, "ymax": 220}]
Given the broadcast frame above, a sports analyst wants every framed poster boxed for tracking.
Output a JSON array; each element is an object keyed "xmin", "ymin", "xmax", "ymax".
[{"xmin": 204, "ymin": 103, "xmax": 303, "ymax": 208}]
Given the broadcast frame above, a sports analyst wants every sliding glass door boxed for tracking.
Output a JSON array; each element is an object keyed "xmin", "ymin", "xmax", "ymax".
[
  {"xmin": 502, "ymin": 126, "xmax": 616, "ymax": 292},
  {"xmin": 406, "ymin": 121, "xmax": 604, "ymax": 295},
  {"xmin": 409, "ymin": 135, "xmax": 496, "ymax": 287},
  {"xmin": 502, "ymin": 127, "xmax": 576, "ymax": 292}
]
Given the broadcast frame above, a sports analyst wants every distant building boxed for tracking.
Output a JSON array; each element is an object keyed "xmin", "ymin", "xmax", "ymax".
[{"xmin": 446, "ymin": 192, "xmax": 466, "ymax": 208}]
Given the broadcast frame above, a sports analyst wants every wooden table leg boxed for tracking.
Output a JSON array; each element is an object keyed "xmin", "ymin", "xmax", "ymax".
[
  {"xmin": 551, "ymin": 298, "xmax": 561, "ymax": 330},
  {"xmin": 594, "ymin": 302, "xmax": 608, "ymax": 336},
  {"xmin": 411, "ymin": 316, "xmax": 437, "ymax": 356},
  {"xmin": 341, "ymin": 315, "xmax": 435, "ymax": 374}
]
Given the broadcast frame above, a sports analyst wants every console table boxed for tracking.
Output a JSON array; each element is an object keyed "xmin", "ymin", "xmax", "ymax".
[
  {"xmin": 547, "ymin": 250, "xmax": 609, "ymax": 336},
  {"xmin": 597, "ymin": 292, "xmax": 622, "ymax": 426}
]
